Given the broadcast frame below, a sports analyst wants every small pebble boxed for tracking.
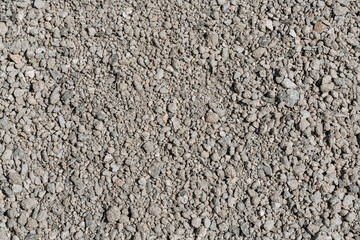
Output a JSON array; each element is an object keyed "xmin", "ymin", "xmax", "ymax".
[
  {"xmin": 253, "ymin": 47, "xmax": 266, "ymax": 59},
  {"xmin": 281, "ymin": 78, "xmax": 297, "ymax": 89},
  {"xmin": 21, "ymin": 198, "xmax": 38, "ymax": 210},
  {"xmin": 34, "ymin": 0, "xmax": 45, "ymax": 9},
  {"xmin": 106, "ymin": 206, "xmax": 120, "ymax": 223},
  {"xmin": 263, "ymin": 219, "xmax": 275, "ymax": 231},
  {"xmin": 0, "ymin": 22, "xmax": 8, "ymax": 37},
  {"xmin": 205, "ymin": 111, "xmax": 219, "ymax": 123},
  {"xmin": 1, "ymin": 149, "xmax": 12, "ymax": 161},
  {"xmin": 154, "ymin": 69, "xmax": 164, "ymax": 80},
  {"xmin": 58, "ymin": 115, "xmax": 65, "ymax": 128}
]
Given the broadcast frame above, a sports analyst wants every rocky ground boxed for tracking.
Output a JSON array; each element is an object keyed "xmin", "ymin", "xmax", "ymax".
[{"xmin": 0, "ymin": 0, "xmax": 359, "ymax": 239}]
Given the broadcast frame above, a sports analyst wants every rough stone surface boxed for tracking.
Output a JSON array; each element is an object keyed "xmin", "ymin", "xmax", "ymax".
[{"xmin": 0, "ymin": 0, "xmax": 358, "ymax": 239}]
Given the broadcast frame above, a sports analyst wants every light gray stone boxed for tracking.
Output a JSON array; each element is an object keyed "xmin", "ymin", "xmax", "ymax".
[
  {"xmin": 106, "ymin": 206, "xmax": 121, "ymax": 222},
  {"xmin": 21, "ymin": 198, "xmax": 38, "ymax": 210},
  {"xmin": 263, "ymin": 219, "xmax": 275, "ymax": 231},
  {"xmin": 0, "ymin": 22, "xmax": 8, "ymax": 37},
  {"xmin": 34, "ymin": 0, "xmax": 45, "ymax": 9},
  {"xmin": 206, "ymin": 111, "xmax": 219, "ymax": 123},
  {"xmin": 282, "ymin": 78, "xmax": 297, "ymax": 89}
]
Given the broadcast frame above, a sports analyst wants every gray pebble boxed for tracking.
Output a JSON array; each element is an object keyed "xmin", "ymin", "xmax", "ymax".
[
  {"xmin": 287, "ymin": 180, "xmax": 299, "ymax": 191},
  {"xmin": 154, "ymin": 69, "xmax": 164, "ymax": 80},
  {"xmin": 211, "ymin": 152, "xmax": 220, "ymax": 161},
  {"xmin": 106, "ymin": 206, "xmax": 120, "ymax": 222},
  {"xmin": 241, "ymin": 223, "xmax": 250, "ymax": 236},
  {"xmin": 0, "ymin": 116, "xmax": 9, "ymax": 130},
  {"xmin": 167, "ymin": 103, "xmax": 177, "ymax": 113},
  {"xmin": 253, "ymin": 47, "xmax": 266, "ymax": 59},
  {"xmin": 58, "ymin": 115, "xmax": 65, "ymax": 128},
  {"xmin": 50, "ymin": 91, "xmax": 60, "ymax": 104},
  {"xmin": 278, "ymin": 89, "xmax": 300, "ymax": 108},
  {"xmin": 197, "ymin": 226, "xmax": 207, "ymax": 237},
  {"xmin": 333, "ymin": 78, "xmax": 345, "ymax": 86},
  {"xmin": 281, "ymin": 78, "xmax": 297, "ymax": 89},
  {"xmin": 263, "ymin": 219, "xmax": 275, "ymax": 231},
  {"xmin": 33, "ymin": 0, "xmax": 45, "ymax": 9},
  {"xmin": 306, "ymin": 223, "xmax": 320, "ymax": 235},
  {"xmin": 289, "ymin": 29, "xmax": 297, "ymax": 38},
  {"xmin": 208, "ymin": 32, "xmax": 219, "ymax": 46},
  {"xmin": 191, "ymin": 217, "xmax": 202, "ymax": 228},
  {"xmin": 320, "ymin": 75, "xmax": 334, "ymax": 92},
  {"xmin": 8, "ymin": 170, "xmax": 21, "ymax": 184},
  {"xmin": 25, "ymin": 234, "xmax": 39, "ymax": 240},
  {"xmin": 333, "ymin": 4, "xmax": 348, "ymax": 16},
  {"xmin": 21, "ymin": 198, "xmax": 38, "ymax": 210},
  {"xmin": 12, "ymin": 184, "xmax": 22, "ymax": 193},
  {"xmin": 88, "ymin": 27, "xmax": 96, "ymax": 36},
  {"xmin": 204, "ymin": 218, "xmax": 211, "ymax": 228},
  {"xmin": 1, "ymin": 149, "xmax": 12, "ymax": 161},
  {"xmin": 258, "ymin": 35, "xmax": 271, "ymax": 48},
  {"xmin": 205, "ymin": 111, "xmax": 219, "ymax": 123},
  {"xmin": 143, "ymin": 142, "xmax": 155, "ymax": 153},
  {"xmin": 138, "ymin": 177, "xmax": 146, "ymax": 185},
  {"xmin": 0, "ymin": 22, "xmax": 8, "ymax": 37}
]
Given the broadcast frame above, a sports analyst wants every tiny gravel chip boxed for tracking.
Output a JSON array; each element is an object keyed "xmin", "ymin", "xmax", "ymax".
[
  {"xmin": 263, "ymin": 219, "xmax": 275, "ymax": 231},
  {"xmin": 205, "ymin": 111, "xmax": 219, "ymax": 123},
  {"xmin": 0, "ymin": 22, "xmax": 8, "ymax": 37},
  {"xmin": 33, "ymin": 0, "xmax": 45, "ymax": 9},
  {"xmin": 58, "ymin": 115, "xmax": 65, "ymax": 128},
  {"xmin": 143, "ymin": 142, "xmax": 155, "ymax": 153},
  {"xmin": 21, "ymin": 198, "xmax": 38, "ymax": 210},
  {"xmin": 281, "ymin": 78, "xmax": 297, "ymax": 89},
  {"xmin": 106, "ymin": 206, "xmax": 120, "ymax": 223}
]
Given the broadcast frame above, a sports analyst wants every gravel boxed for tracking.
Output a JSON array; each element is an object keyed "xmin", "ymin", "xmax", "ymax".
[{"xmin": 0, "ymin": 0, "xmax": 359, "ymax": 239}]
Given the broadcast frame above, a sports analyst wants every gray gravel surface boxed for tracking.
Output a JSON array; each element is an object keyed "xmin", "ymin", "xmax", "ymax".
[{"xmin": 0, "ymin": 0, "xmax": 359, "ymax": 239}]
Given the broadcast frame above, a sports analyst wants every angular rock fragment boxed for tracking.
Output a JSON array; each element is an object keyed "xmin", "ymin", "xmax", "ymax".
[
  {"xmin": 106, "ymin": 206, "xmax": 120, "ymax": 223},
  {"xmin": 277, "ymin": 89, "xmax": 300, "ymax": 108},
  {"xmin": 205, "ymin": 111, "xmax": 219, "ymax": 124}
]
